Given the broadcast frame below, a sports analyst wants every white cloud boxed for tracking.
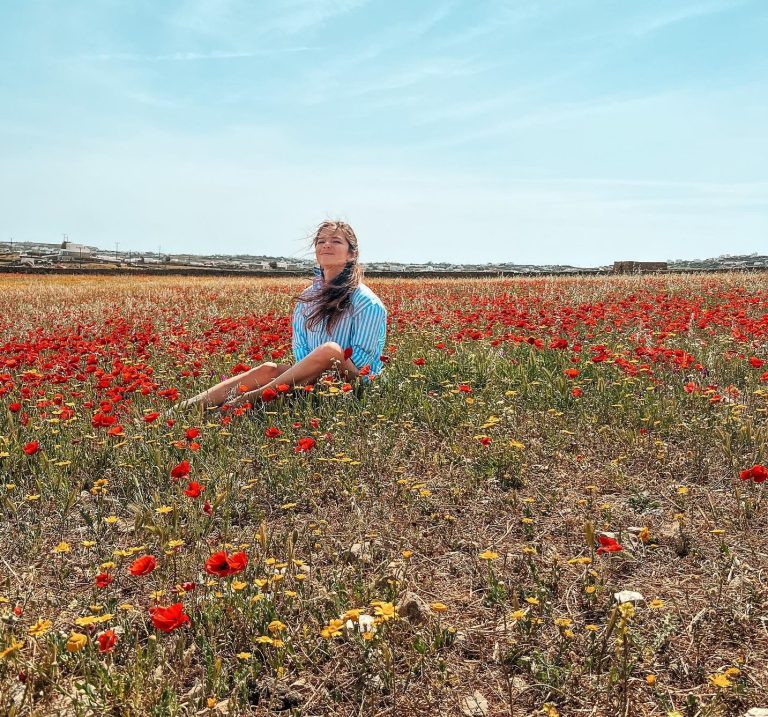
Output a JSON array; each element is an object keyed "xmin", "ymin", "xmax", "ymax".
[
  {"xmin": 169, "ymin": 0, "xmax": 370, "ymax": 39},
  {"xmin": 630, "ymin": 0, "xmax": 749, "ymax": 36},
  {"xmin": 82, "ymin": 48, "xmax": 319, "ymax": 62}
]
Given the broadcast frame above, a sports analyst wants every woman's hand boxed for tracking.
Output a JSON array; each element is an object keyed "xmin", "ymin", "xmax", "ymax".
[{"xmin": 227, "ymin": 390, "xmax": 258, "ymax": 409}]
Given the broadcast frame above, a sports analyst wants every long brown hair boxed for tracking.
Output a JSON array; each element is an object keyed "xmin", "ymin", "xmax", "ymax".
[{"xmin": 299, "ymin": 220, "xmax": 364, "ymax": 332}]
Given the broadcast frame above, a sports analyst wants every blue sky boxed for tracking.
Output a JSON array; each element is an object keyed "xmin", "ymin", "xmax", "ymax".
[{"xmin": 1, "ymin": 0, "xmax": 766, "ymax": 265}]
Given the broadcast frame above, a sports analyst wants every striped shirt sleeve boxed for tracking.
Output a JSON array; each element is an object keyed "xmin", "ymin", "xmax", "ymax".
[
  {"xmin": 349, "ymin": 300, "xmax": 387, "ymax": 371},
  {"xmin": 292, "ymin": 303, "xmax": 310, "ymax": 362}
]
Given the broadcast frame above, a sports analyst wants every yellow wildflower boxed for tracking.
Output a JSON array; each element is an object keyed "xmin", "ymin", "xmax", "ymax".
[
  {"xmin": 66, "ymin": 632, "xmax": 88, "ymax": 652},
  {"xmin": 709, "ymin": 673, "xmax": 732, "ymax": 688},
  {"xmin": 320, "ymin": 619, "xmax": 344, "ymax": 639},
  {"xmin": 29, "ymin": 619, "xmax": 53, "ymax": 637},
  {"xmin": 371, "ymin": 601, "xmax": 396, "ymax": 621},
  {"xmin": 568, "ymin": 556, "xmax": 591, "ymax": 565},
  {"xmin": 74, "ymin": 613, "xmax": 113, "ymax": 626},
  {"xmin": 0, "ymin": 639, "xmax": 24, "ymax": 660},
  {"xmin": 478, "ymin": 550, "xmax": 499, "ymax": 561}
]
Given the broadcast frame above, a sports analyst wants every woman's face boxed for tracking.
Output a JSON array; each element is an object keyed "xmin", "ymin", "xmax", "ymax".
[{"xmin": 314, "ymin": 226, "xmax": 355, "ymax": 270}]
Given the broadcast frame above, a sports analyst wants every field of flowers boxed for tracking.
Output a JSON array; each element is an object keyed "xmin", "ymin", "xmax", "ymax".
[{"xmin": 1, "ymin": 272, "xmax": 767, "ymax": 717}]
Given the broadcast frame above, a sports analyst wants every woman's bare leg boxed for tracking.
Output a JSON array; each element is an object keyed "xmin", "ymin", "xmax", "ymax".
[
  {"xmin": 176, "ymin": 362, "xmax": 289, "ymax": 411},
  {"xmin": 234, "ymin": 342, "xmax": 358, "ymax": 407}
]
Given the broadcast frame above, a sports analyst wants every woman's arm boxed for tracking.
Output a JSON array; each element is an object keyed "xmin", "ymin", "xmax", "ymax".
[
  {"xmin": 292, "ymin": 303, "xmax": 311, "ymax": 362},
  {"xmin": 349, "ymin": 301, "xmax": 387, "ymax": 373}
]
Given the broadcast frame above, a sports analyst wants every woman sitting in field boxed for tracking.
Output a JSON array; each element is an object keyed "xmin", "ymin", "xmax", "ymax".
[{"xmin": 175, "ymin": 220, "xmax": 387, "ymax": 412}]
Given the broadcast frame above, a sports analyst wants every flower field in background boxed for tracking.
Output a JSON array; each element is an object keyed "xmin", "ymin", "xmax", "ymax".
[{"xmin": 1, "ymin": 272, "xmax": 767, "ymax": 716}]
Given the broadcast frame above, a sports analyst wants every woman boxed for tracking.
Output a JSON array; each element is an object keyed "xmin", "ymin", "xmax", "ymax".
[{"xmin": 175, "ymin": 220, "xmax": 387, "ymax": 412}]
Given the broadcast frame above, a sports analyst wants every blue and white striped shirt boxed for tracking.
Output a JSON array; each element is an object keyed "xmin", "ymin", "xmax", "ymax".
[{"xmin": 292, "ymin": 268, "xmax": 387, "ymax": 376}]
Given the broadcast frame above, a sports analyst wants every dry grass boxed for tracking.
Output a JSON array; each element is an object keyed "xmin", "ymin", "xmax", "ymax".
[{"xmin": 0, "ymin": 273, "xmax": 767, "ymax": 716}]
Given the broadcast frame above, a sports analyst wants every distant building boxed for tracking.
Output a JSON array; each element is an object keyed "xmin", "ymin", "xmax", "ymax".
[
  {"xmin": 613, "ymin": 261, "xmax": 668, "ymax": 274},
  {"xmin": 58, "ymin": 241, "xmax": 95, "ymax": 262}
]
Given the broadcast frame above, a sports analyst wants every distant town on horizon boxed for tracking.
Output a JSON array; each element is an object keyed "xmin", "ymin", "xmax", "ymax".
[{"xmin": 1, "ymin": 238, "xmax": 767, "ymax": 275}]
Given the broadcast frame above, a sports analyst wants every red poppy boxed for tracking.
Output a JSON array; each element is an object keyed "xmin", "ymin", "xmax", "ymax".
[
  {"xmin": 22, "ymin": 441, "xmax": 40, "ymax": 456},
  {"xmin": 183, "ymin": 481, "xmax": 205, "ymax": 498},
  {"xmin": 276, "ymin": 383, "xmax": 290, "ymax": 393},
  {"xmin": 749, "ymin": 357, "xmax": 764, "ymax": 368},
  {"xmin": 128, "ymin": 554, "xmax": 157, "ymax": 576},
  {"xmin": 261, "ymin": 387, "xmax": 278, "ymax": 402},
  {"xmin": 185, "ymin": 427, "xmax": 200, "ymax": 440},
  {"xmin": 107, "ymin": 425, "xmax": 124, "ymax": 437},
  {"xmin": 294, "ymin": 437, "xmax": 315, "ymax": 453},
  {"xmin": 343, "ymin": 347, "xmax": 353, "ymax": 360},
  {"xmin": 341, "ymin": 383, "xmax": 352, "ymax": 392},
  {"xmin": 564, "ymin": 369, "xmax": 579, "ymax": 379},
  {"xmin": 740, "ymin": 464, "xmax": 768, "ymax": 483},
  {"xmin": 150, "ymin": 602, "xmax": 190, "ymax": 633},
  {"xmin": 264, "ymin": 426, "xmax": 282, "ymax": 438},
  {"xmin": 9, "ymin": 402, "xmax": 21, "ymax": 413},
  {"xmin": 309, "ymin": 418, "xmax": 320, "ymax": 429},
  {"xmin": 91, "ymin": 412, "xmax": 117, "ymax": 428},
  {"xmin": 478, "ymin": 436, "xmax": 491, "ymax": 446},
  {"xmin": 571, "ymin": 387, "xmax": 583, "ymax": 398},
  {"xmin": 203, "ymin": 500, "xmax": 212, "ymax": 515},
  {"xmin": 458, "ymin": 384, "xmax": 472, "ymax": 393},
  {"xmin": 358, "ymin": 365, "xmax": 371, "ymax": 376},
  {"xmin": 204, "ymin": 550, "xmax": 248, "ymax": 577},
  {"xmin": 596, "ymin": 535, "xmax": 623, "ymax": 555},
  {"xmin": 95, "ymin": 572, "xmax": 113, "ymax": 588},
  {"xmin": 143, "ymin": 411, "xmax": 160, "ymax": 423},
  {"xmin": 170, "ymin": 460, "xmax": 191, "ymax": 480},
  {"xmin": 413, "ymin": 357, "xmax": 426, "ymax": 366},
  {"xmin": 97, "ymin": 629, "xmax": 118, "ymax": 653}
]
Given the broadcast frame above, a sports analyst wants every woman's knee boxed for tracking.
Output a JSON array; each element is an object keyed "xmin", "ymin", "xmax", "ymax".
[
  {"xmin": 247, "ymin": 362, "xmax": 280, "ymax": 381},
  {"xmin": 316, "ymin": 341, "xmax": 344, "ymax": 365}
]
